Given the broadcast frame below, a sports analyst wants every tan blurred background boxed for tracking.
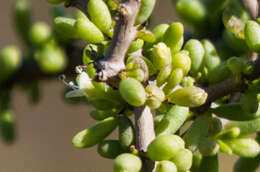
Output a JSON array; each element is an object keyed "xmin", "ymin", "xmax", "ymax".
[{"xmin": 0, "ymin": 0, "xmax": 256, "ymax": 172}]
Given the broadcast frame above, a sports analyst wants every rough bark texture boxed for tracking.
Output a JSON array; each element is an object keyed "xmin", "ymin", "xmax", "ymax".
[{"xmin": 97, "ymin": 0, "xmax": 140, "ymax": 83}]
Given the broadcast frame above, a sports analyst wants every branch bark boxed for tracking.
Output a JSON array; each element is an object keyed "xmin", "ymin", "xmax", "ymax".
[
  {"xmin": 239, "ymin": 0, "xmax": 259, "ymax": 19},
  {"xmin": 68, "ymin": 0, "xmax": 156, "ymax": 170},
  {"xmin": 97, "ymin": 0, "xmax": 140, "ymax": 82},
  {"xmin": 134, "ymin": 106, "xmax": 156, "ymax": 172},
  {"xmin": 193, "ymin": 57, "xmax": 260, "ymax": 114}
]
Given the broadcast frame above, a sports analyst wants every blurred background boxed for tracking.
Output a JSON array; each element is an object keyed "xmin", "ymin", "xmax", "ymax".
[{"xmin": 0, "ymin": 0, "xmax": 252, "ymax": 171}]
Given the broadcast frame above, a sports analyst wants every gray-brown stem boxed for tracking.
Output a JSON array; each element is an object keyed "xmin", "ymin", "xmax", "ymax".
[
  {"xmin": 134, "ymin": 106, "xmax": 156, "ymax": 172},
  {"xmin": 239, "ymin": 0, "xmax": 259, "ymax": 19},
  {"xmin": 97, "ymin": 0, "xmax": 141, "ymax": 82},
  {"xmin": 193, "ymin": 57, "xmax": 260, "ymax": 114}
]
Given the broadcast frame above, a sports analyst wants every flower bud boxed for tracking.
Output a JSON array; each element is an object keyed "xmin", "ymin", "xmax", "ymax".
[
  {"xmin": 119, "ymin": 78, "xmax": 146, "ymax": 107},
  {"xmin": 184, "ymin": 39, "xmax": 205, "ymax": 75},
  {"xmin": 75, "ymin": 18, "xmax": 105, "ymax": 43},
  {"xmin": 88, "ymin": 0, "xmax": 113, "ymax": 37},
  {"xmin": 147, "ymin": 134, "xmax": 185, "ymax": 161},
  {"xmin": 155, "ymin": 160, "xmax": 177, "ymax": 172},
  {"xmin": 181, "ymin": 76, "xmax": 195, "ymax": 87},
  {"xmin": 113, "ymin": 153, "xmax": 142, "ymax": 172},
  {"xmin": 152, "ymin": 24, "xmax": 169, "ymax": 43},
  {"xmin": 225, "ymin": 138, "xmax": 260, "ymax": 158},
  {"xmin": 152, "ymin": 42, "xmax": 172, "ymax": 70},
  {"xmin": 168, "ymin": 86, "xmax": 207, "ymax": 107},
  {"xmin": 126, "ymin": 69, "xmax": 145, "ymax": 82},
  {"xmin": 170, "ymin": 148, "xmax": 193, "ymax": 172},
  {"xmin": 172, "ymin": 50, "xmax": 191, "ymax": 75},
  {"xmin": 126, "ymin": 56, "xmax": 149, "ymax": 82},
  {"xmin": 163, "ymin": 22, "xmax": 184, "ymax": 54}
]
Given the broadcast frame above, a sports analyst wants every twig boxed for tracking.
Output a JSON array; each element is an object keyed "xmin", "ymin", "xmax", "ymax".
[
  {"xmin": 0, "ymin": 45, "xmax": 83, "ymax": 89},
  {"xmin": 134, "ymin": 106, "xmax": 156, "ymax": 172},
  {"xmin": 239, "ymin": 0, "xmax": 259, "ymax": 19},
  {"xmin": 193, "ymin": 57, "xmax": 260, "ymax": 114},
  {"xmin": 96, "ymin": 0, "xmax": 140, "ymax": 83}
]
